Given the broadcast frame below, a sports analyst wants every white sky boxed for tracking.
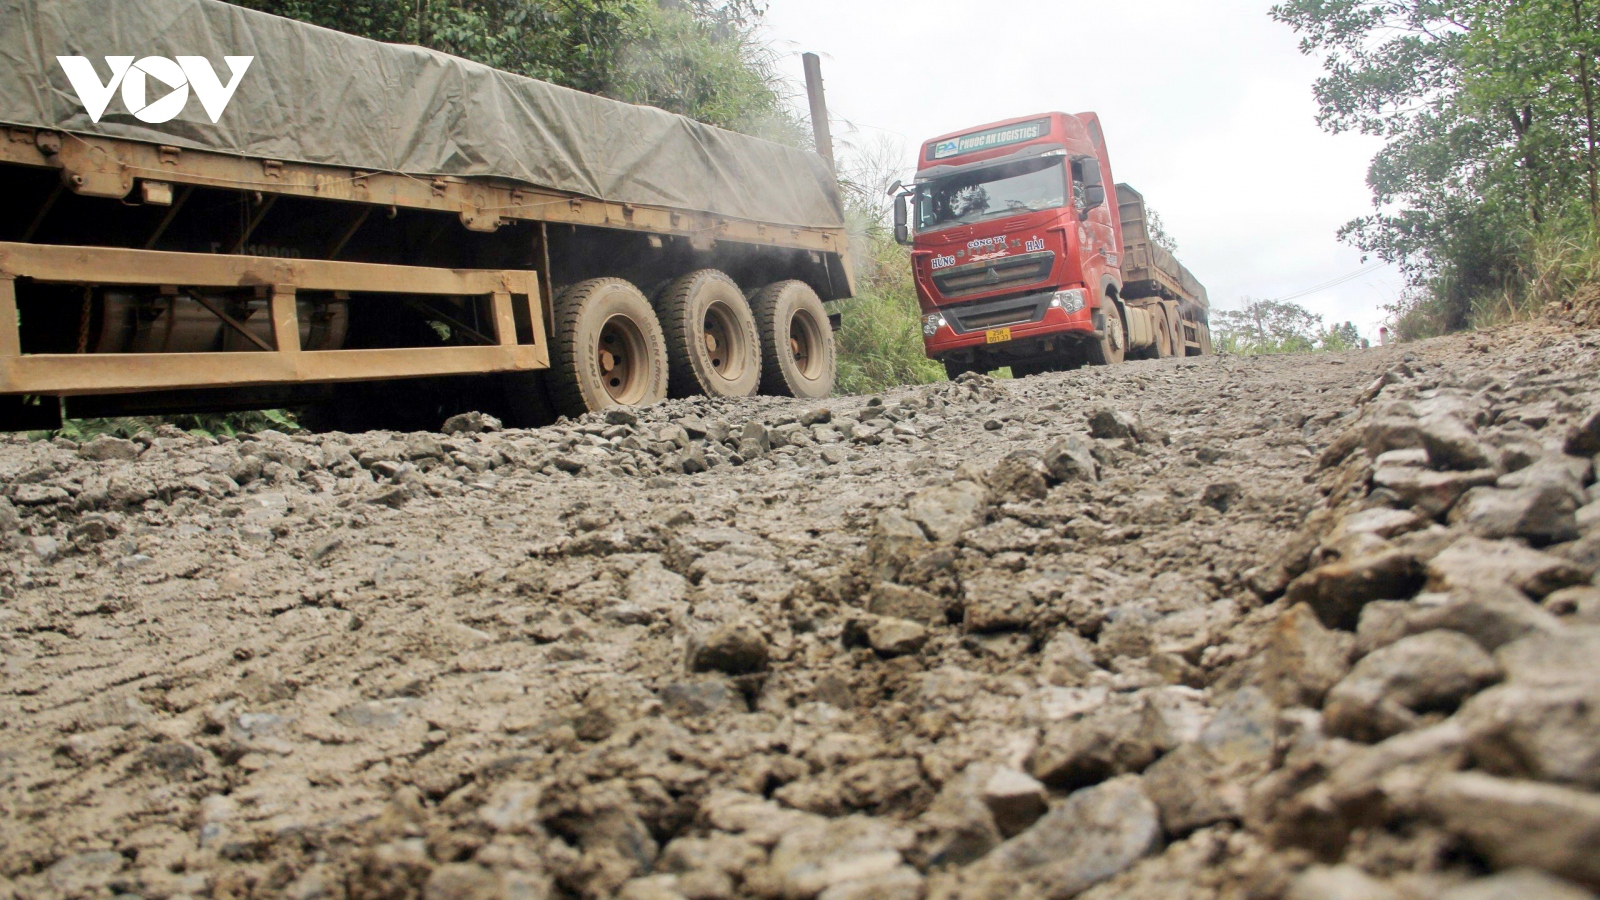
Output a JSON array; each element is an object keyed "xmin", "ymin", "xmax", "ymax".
[{"xmin": 761, "ymin": 0, "xmax": 1405, "ymax": 339}]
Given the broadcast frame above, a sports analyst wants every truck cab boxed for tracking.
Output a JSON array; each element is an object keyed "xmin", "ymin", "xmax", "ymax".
[
  {"xmin": 902, "ymin": 111, "xmax": 1209, "ymax": 374},
  {"xmin": 897, "ymin": 112, "xmax": 1131, "ymax": 376}
]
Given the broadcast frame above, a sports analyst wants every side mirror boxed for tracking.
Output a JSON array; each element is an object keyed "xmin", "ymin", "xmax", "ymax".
[
  {"xmin": 1083, "ymin": 184, "xmax": 1106, "ymax": 209},
  {"xmin": 1080, "ymin": 157, "xmax": 1102, "ymax": 187},
  {"xmin": 893, "ymin": 193, "xmax": 910, "ymax": 245}
]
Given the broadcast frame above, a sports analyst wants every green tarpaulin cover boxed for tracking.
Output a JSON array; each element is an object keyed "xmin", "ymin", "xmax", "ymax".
[{"xmin": 0, "ymin": 0, "xmax": 844, "ymax": 229}]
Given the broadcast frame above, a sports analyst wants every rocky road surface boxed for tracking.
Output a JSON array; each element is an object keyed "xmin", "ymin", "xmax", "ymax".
[{"xmin": 3, "ymin": 321, "xmax": 1600, "ymax": 900}]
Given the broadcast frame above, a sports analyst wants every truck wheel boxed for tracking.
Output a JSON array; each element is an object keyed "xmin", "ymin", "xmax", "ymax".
[
  {"xmin": 753, "ymin": 280, "xmax": 836, "ymax": 398},
  {"xmin": 1162, "ymin": 302, "xmax": 1185, "ymax": 358},
  {"xmin": 1085, "ymin": 302, "xmax": 1127, "ymax": 366},
  {"xmin": 658, "ymin": 269, "xmax": 762, "ymax": 398},
  {"xmin": 1199, "ymin": 322, "xmax": 1215, "ymax": 356},
  {"xmin": 943, "ymin": 359, "xmax": 972, "ymax": 380},
  {"xmin": 1152, "ymin": 305, "xmax": 1174, "ymax": 359},
  {"xmin": 549, "ymin": 278, "xmax": 669, "ymax": 417}
]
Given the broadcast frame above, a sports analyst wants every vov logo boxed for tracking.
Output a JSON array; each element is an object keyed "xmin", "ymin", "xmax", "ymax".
[{"xmin": 57, "ymin": 56, "xmax": 253, "ymax": 124}]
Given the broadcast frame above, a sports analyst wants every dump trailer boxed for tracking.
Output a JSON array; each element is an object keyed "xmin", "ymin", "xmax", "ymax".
[
  {"xmin": 1115, "ymin": 184, "xmax": 1213, "ymax": 356},
  {"xmin": 0, "ymin": 0, "xmax": 851, "ymax": 432},
  {"xmin": 896, "ymin": 112, "xmax": 1210, "ymax": 377}
]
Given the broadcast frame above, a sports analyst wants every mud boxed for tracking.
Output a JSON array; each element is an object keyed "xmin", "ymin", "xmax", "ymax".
[{"xmin": 3, "ymin": 321, "xmax": 1599, "ymax": 900}]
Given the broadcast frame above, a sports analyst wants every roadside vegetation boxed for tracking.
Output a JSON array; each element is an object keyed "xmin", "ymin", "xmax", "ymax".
[
  {"xmin": 831, "ymin": 220, "xmax": 948, "ymax": 394},
  {"xmin": 1273, "ymin": 0, "xmax": 1600, "ymax": 338}
]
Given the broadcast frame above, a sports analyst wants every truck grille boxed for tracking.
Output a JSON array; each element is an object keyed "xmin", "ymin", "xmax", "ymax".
[
  {"xmin": 944, "ymin": 291, "xmax": 1052, "ymax": 334},
  {"xmin": 932, "ymin": 250, "xmax": 1055, "ymax": 299}
]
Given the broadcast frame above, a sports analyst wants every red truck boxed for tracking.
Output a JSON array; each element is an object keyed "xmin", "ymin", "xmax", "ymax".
[{"xmin": 893, "ymin": 112, "xmax": 1213, "ymax": 377}]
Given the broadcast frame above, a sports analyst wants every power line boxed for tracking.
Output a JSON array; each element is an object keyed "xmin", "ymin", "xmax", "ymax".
[{"xmin": 1270, "ymin": 262, "xmax": 1388, "ymax": 303}]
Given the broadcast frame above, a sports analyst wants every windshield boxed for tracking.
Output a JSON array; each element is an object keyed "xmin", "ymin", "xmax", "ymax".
[{"xmin": 917, "ymin": 158, "xmax": 1066, "ymax": 232}]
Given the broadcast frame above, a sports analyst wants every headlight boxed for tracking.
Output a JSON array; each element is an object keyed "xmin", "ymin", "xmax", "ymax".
[
  {"xmin": 1049, "ymin": 289, "xmax": 1086, "ymax": 314},
  {"xmin": 922, "ymin": 312, "xmax": 947, "ymax": 337}
]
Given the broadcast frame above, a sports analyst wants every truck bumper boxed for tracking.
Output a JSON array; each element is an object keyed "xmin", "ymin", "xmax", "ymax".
[{"xmin": 924, "ymin": 304, "xmax": 1095, "ymax": 359}]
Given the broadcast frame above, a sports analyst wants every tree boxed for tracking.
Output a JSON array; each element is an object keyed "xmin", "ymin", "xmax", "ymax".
[
  {"xmin": 1321, "ymin": 320, "xmax": 1363, "ymax": 351},
  {"xmin": 1213, "ymin": 298, "xmax": 1325, "ymax": 354},
  {"xmin": 1271, "ymin": 0, "xmax": 1600, "ymax": 335},
  {"xmin": 1146, "ymin": 206, "xmax": 1180, "ymax": 255}
]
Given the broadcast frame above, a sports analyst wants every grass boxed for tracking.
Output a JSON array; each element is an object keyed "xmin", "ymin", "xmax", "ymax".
[
  {"xmin": 32, "ymin": 409, "xmax": 300, "ymax": 442},
  {"xmin": 833, "ymin": 226, "xmax": 948, "ymax": 395},
  {"xmin": 1390, "ymin": 222, "xmax": 1600, "ymax": 340}
]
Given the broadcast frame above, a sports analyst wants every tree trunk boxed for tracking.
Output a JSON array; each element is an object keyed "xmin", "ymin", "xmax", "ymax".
[
  {"xmin": 1509, "ymin": 104, "xmax": 1545, "ymax": 226},
  {"xmin": 1575, "ymin": 0, "xmax": 1600, "ymax": 222}
]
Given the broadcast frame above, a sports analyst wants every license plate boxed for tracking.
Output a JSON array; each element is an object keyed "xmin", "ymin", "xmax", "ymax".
[{"xmin": 986, "ymin": 327, "xmax": 1012, "ymax": 344}]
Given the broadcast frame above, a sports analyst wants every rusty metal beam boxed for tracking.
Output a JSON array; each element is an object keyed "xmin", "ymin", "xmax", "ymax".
[
  {"xmin": 0, "ymin": 242, "xmax": 538, "ymax": 297},
  {"xmin": 0, "ymin": 277, "xmax": 18, "ymax": 358},
  {"xmin": 2, "ymin": 345, "xmax": 547, "ymax": 395},
  {"xmin": 182, "ymin": 289, "xmax": 275, "ymax": 352},
  {"xmin": 270, "ymin": 286, "xmax": 300, "ymax": 355},
  {"xmin": 0, "ymin": 242, "xmax": 549, "ymax": 396}
]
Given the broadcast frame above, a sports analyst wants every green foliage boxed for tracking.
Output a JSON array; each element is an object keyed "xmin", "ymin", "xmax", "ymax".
[
  {"xmin": 833, "ymin": 216, "xmax": 947, "ymax": 394},
  {"xmin": 1213, "ymin": 299, "xmax": 1365, "ymax": 355},
  {"xmin": 1388, "ymin": 217, "xmax": 1600, "ymax": 337},
  {"xmin": 35, "ymin": 409, "xmax": 300, "ymax": 442},
  {"xmin": 1321, "ymin": 319, "xmax": 1364, "ymax": 351},
  {"xmin": 233, "ymin": 0, "xmax": 802, "ymax": 141},
  {"xmin": 1146, "ymin": 206, "xmax": 1180, "ymax": 255},
  {"xmin": 1273, "ymin": 0, "xmax": 1600, "ymax": 336}
]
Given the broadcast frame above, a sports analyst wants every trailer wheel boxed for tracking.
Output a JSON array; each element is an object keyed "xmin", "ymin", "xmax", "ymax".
[
  {"xmin": 1085, "ymin": 301, "xmax": 1127, "ymax": 366},
  {"xmin": 1151, "ymin": 305, "xmax": 1174, "ymax": 359},
  {"xmin": 1198, "ymin": 322, "xmax": 1215, "ymax": 356},
  {"xmin": 658, "ymin": 269, "xmax": 762, "ymax": 398},
  {"xmin": 752, "ymin": 280, "xmax": 836, "ymax": 398},
  {"xmin": 548, "ymin": 278, "xmax": 669, "ymax": 417}
]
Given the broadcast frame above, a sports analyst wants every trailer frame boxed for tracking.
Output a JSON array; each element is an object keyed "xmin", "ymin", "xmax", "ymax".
[{"xmin": 0, "ymin": 241, "xmax": 546, "ymax": 396}]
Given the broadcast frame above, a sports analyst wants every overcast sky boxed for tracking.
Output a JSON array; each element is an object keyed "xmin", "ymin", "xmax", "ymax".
[{"xmin": 761, "ymin": 0, "xmax": 1404, "ymax": 339}]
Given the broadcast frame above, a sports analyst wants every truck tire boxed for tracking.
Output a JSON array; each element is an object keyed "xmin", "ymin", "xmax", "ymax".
[
  {"xmin": 943, "ymin": 358, "xmax": 973, "ymax": 380},
  {"xmin": 657, "ymin": 269, "xmax": 762, "ymax": 399},
  {"xmin": 1151, "ymin": 304, "xmax": 1174, "ymax": 359},
  {"xmin": 1084, "ymin": 302, "xmax": 1127, "ymax": 367},
  {"xmin": 752, "ymin": 280, "xmax": 836, "ymax": 399},
  {"xmin": 1199, "ymin": 322, "xmax": 1215, "ymax": 356},
  {"xmin": 548, "ymin": 278, "xmax": 669, "ymax": 417},
  {"xmin": 1162, "ymin": 302, "xmax": 1184, "ymax": 358}
]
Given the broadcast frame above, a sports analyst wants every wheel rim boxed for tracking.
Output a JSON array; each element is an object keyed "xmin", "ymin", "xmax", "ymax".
[
  {"xmin": 788, "ymin": 307, "xmax": 826, "ymax": 381},
  {"xmin": 1105, "ymin": 313, "xmax": 1124, "ymax": 356},
  {"xmin": 598, "ymin": 313, "xmax": 649, "ymax": 404},
  {"xmin": 702, "ymin": 302, "xmax": 747, "ymax": 381}
]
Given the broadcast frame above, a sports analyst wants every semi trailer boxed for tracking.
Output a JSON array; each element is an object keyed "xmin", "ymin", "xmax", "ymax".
[
  {"xmin": 895, "ymin": 112, "xmax": 1211, "ymax": 377},
  {"xmin": 0, "ymin": 0, "xmax": 851, "ymax": 432}
]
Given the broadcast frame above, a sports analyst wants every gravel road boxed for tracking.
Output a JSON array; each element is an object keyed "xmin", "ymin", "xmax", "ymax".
[{"xmin": 3, "ymin": 321, "xmax": 1599, "ymax": 900}]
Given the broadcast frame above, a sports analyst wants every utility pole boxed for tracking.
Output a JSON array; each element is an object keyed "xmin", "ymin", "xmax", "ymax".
[{"xmin": 802, "ymin": 52, "xmax": 835, "ymax": 171}]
